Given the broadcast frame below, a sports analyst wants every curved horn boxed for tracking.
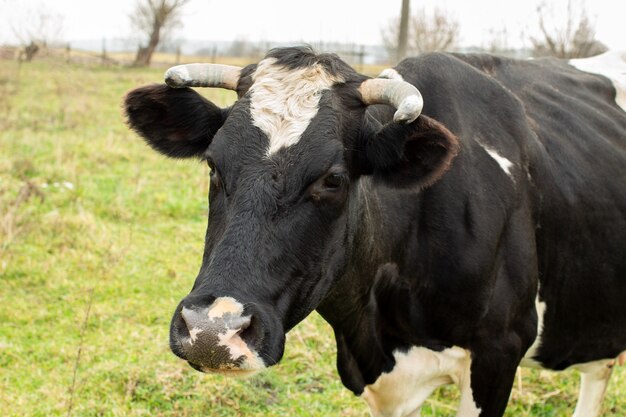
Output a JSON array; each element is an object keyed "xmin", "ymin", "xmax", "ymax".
[
  {"xmin": 164, "ymin": 63, "xmax": 242, "ymax": 90},
  {"xmin": 358, "ymin": 78, "xmax": 424, "ymax": 124}
]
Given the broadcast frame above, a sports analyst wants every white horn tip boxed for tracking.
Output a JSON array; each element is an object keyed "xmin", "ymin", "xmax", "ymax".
[
  {"xmin": 378, "ymin": 68, "xmax": 404, "ymax": 81},
  {"xmin": 164, "ymin": 65, "xmax": 190, "ymax": 88},
  {"xmin": 393, "ymin": 95, "xmax": 423, "ymax": 124}
]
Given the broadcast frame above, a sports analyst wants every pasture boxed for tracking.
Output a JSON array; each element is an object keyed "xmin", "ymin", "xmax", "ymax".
[{"xmin": 0, "ymin": 56, "xmax": 624, "ymax": 416}]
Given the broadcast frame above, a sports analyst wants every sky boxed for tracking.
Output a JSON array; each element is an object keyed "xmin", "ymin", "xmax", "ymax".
[{"xmin": 0, "ymin": 0, "xmax": 624, "ymax": 51}]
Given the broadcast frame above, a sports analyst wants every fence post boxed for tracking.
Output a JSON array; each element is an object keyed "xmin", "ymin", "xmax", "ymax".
[
  {"xmin": 101, "ymin": 38, "xmax": 108, "ymax": 65},
  {"xmin": 359, "ymin": 45, "xmax": 365, "ymax": 73}
]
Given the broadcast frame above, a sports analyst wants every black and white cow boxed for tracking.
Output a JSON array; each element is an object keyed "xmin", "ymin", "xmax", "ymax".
[{"xmin": 124, "ymin": 47, "xmax": 626, "ymax": 417}]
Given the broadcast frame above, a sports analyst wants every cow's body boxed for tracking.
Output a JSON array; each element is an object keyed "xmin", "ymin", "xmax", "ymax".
[
  {"xmin": 318, "ymin": 52, "xmax": 626, "ymax": 416},
  {"xmin": 124, "ymin": 48, "xmax": 626, "ymax": 417}
]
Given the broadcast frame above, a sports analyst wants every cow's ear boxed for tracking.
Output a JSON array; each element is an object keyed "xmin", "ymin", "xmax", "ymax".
[
  {"xmin": 124, "ymin": 84, "xmax": 227, "ymax": 158},
  {"xmin": 362, "ymin": 115, "xmax": 460, "ymax": 190}
]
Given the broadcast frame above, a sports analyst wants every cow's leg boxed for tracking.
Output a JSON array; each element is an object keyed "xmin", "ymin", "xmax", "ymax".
[
  {"xmin": 406, "ymin": 408, "xmax": 422, "ymax": 417},
  {"xmin": 455, "ymin": 354, "xmax": 481, "ymax": 417},
  {"xmin": 464, "ymin": 346, "xmax": 520, "ymax": 417},
  {"xmin": 572, "ymin": 360, "xmax": 613, "ymax": 417}
]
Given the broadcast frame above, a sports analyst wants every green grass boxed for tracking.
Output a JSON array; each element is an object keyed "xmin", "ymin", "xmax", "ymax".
[{"xmin": 0, "ymin": 57, "xmax": 624, "ymax": 417}]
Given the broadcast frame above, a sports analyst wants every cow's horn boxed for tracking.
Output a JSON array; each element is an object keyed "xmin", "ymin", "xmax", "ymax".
[
  {"xmin": 164, "ymin": 63, "xmax": 242, "ymax": 90},
  {"xmin": 358, "ymin": 78, "xmax": 423, "ymax": 124}
]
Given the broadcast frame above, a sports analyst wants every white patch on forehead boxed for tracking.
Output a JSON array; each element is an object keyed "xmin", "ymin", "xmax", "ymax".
[
  {"xmin": 250, "ymin": 57, "xmax": 343, "ymax": 155},
  {"xmin": 207, "ymin": 296, "xmax": 244, "ymax": 319},
  {"xmin": 361, "ymin": 346, "xmax": 480, "ymax": 417},
  {"xmin": 569, "ymin": 51, "xmax": 626, "ymax": 112},
  {"xmin": 477, "ymin": 142, "xmax": 515, "ymax": 179}
]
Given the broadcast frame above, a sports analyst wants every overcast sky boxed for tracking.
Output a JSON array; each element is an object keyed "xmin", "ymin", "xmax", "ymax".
[{"xmin": 1, "ymin": 0, "xmax": 624, "ymax": 50}]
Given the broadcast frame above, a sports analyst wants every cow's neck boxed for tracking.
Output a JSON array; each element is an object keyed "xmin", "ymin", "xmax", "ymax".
[{"xmin": 317, "ymin": 177, "xmax": 423, "ymax": 394}]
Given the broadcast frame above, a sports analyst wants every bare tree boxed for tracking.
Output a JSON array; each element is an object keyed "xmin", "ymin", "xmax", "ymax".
[
  {"xmin": 226, "ymin": 37, "xmax": 263, "ymax": 59},
  {"xmin": 530, "ymin": 0, "xmax": 607, "ymax": 59},
  {"xmin": 381, "ymin": 19, "xmax": 401, "ymax": 61},
  {"xmin": 484, "ymin": 26, "xmax": 510, "ymax": 55},
  {"xmin": 130, "ymin": 0, "xmax": 190, "ymax": 67},
  {"xmin": 411, "ymin": 8, "xmax": 459, "ymax": 54},
  {"xmin": 382, "ymin": 7, "xmax": 459, "ymax": 61},
  {"xmin": 12, "ymin": 5, "xmax": 64, "ymax": 61}
]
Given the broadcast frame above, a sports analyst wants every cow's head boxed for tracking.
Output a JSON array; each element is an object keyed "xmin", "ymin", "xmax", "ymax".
[{"xmin": 124, "ymin": 47, "xmax": 458, "ymax": 376}]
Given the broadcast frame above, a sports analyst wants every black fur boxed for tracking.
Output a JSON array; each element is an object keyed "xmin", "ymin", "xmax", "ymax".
[
  {"xmin": 363, "ymin": 114, "xmax": 460, "ymax": 189},
  {"xmin": 124, "ymin": 84, "xmax": 226, "ymax": 158},
  {"xmin": 265, "ymin": 45, "xmax": 358, "ymax": 80}
]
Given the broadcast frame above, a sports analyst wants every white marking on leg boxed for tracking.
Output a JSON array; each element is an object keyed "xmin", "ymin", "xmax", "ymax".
[
  {"xmin": 569, "ymin": 51, "xmax": 626, "ymax": 112},
  {"xmin": 361, "ymin": 346, "xmax": 480, "ymax": 417},
  {"xmin": 572, "ymin": 360, "xmax": 614, "ymax": 417},
  {"xmin": 456, "ymin": 357, "xmax": 481, "ymax": 416},
  {"xmin": 250, "ymin": 58, "xmax": 343, "ymax": 155},
  {"xmin": 477, "ymin": 142, "xmax": 515, "ymax": 179},
  {"xmin": 520, "ymin": 294, "xmax": 547, "ymax": 369}
]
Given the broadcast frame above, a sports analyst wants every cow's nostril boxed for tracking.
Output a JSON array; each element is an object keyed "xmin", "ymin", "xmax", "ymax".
[
  {"xmin": 229, "ymin": 315, "xmax": 252, "ymax": 333},
  {"xmin": 234, "ymin": 316, "xmax": 252, "ymax": 334},
  {"xmin": 239, "ymin": 314, "xmax": 262, "ymax": 347},
  {"xmin": 180, "ymin": 307, "xmax": 209, "ymax": 333},
  {"xmin": 179, "ymin": 305, "xmax": 254, "ymax": 344}
]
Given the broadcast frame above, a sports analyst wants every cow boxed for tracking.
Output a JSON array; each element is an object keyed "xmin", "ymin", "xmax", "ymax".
[{"xmin": 124, "ymin": 47, "xmax": 626, "ymax": 417}]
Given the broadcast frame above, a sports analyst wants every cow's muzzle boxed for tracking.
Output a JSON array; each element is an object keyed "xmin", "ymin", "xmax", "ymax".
[{"xmin": 170, "ymin": 296, "xmax": 281, "ymax": 376}]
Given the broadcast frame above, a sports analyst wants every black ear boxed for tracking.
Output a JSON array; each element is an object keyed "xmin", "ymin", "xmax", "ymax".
[
  {"xmin": 124, "ymin": 84, "xmax": 226, "ymax": 158},
  {"xmin": 363, "ymin": 115, "xmax": 460, "ymax": 190}
]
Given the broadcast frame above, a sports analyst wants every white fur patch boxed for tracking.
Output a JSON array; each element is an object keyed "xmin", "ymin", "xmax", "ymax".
[
  {"xmin": 250, "ymin": 57, "xmax": 343, "ymax": 155},
  {"xmin": 478, "ymin": 142, "xmax": 514, "ymax": 179},
  {"xmin": 569, "ymin": 51, "xmax": 626, "ymax": 112},
  {"xmin": 361, "ymin": 346, "xmax": 480, "ymax": 417}
]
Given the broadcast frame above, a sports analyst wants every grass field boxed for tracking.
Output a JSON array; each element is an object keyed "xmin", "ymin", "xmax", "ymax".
[{"xmin": 0, "ymin": 57, "xmax": 624, "ymax": 417}]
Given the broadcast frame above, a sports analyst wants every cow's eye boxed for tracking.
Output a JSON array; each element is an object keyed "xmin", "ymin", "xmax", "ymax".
[
  {"xmin": 206, "ymin": 159, "xmax": 221, "ymax": 188},
  {"xmin": 323, "ymin": 173, "xmax": 344, "ymax": 190},
  {"xmin": 309, "ymin": 170, "xmax": 349, "ymax": 205}
]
